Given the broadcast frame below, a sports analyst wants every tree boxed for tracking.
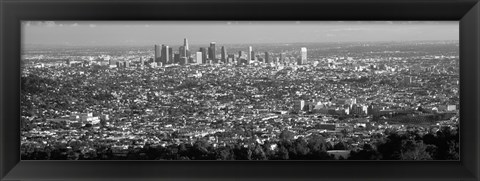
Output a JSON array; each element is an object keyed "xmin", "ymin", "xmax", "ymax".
[
  {"xmin": 279, "ymin": 130, "xmax": 294, "ymax": 141},
  {"xmin": 292, "ymin": 137, "xmax": 310, "ymax": 159},
  {"xmin": 348, "ymin": 144, "xmax": 381, "ymax": 160},
  {"xmin": 400, "ymin": 140, "xmax": 432, "ymax": 160},
  {"xmin": 277, "ymin": 146, "xmax": 289, "ymax": 160},
  {"xmin": 333, "ymin": 142, "xmax": 347, "ymax": 150},
  {"xmin": 251, "ymin": 144, "xmax": 267, "ymax": 160},
  {"xmin": 377, "ymin": 133, "xmax": 403, "ymax": 160},
  {"xmin": 307, "ymin": 135, "xmax": 328, "ymax": 152}
]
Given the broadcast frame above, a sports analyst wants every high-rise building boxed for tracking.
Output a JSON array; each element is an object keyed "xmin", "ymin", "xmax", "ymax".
[
  {"xmin": 161, "ymin": 45, "xmax": 169, "ymax": 65},
  {"xmin": 199, "ymin": 47, "xmax": 208, "ymax": 64},
  {"xmin": 247, "ymin": 46, "xmax": 253, "ymax": 61},
  {"xmin": 196, "ymin": 52, "xmax": 202, "ymax": 64},
  {"xmin": 154, "ymin": 44, "xmax": 161, "ymax": 62},
  {"xmin": 174, "ymin": 53, "xmax": 180, "ymax": 64},
  {"xmin": 221, "ymin": 46, "xmax": 227, "ymax": 63},
  {"xmin": 209, "ymin": 42, "xmax": 216, "ymax": 61},
  {"xmin": 300, "ymin": 47, "xmax": 307, "ymax": 65},
  {"xmin": 184, "ymin": 38, "xmax": 189, "ymax": 51},
  {"xmin": 264, "ymin": 52, "xmax": 270, "ymax": 63},
  {"xmin": 168, "ymin": 47, "xmax": 173, "ymax": 64},
  {"xmin": 179, "ymin": 46, "xmax": 186, "ymax": 58},
  {"xmin": 227, "ymin": 54, "xmax": 234, "ymax": 64},
  {"xmin": 180, "ymin": 57, "xmax": 188, "ymax": 65},
  {"xmin": 238, "ymin": 51, "xmax": 243, "ymax": 59}
]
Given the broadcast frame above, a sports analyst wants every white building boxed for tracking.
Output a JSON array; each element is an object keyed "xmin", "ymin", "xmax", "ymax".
[
  {"xmin": 196, "ymin": 52, "xmax": 203, "ymax": 64},
  {"xmin": 248, "ymin": 46, "xmax": 253, "ymax": 63},
  {"xmin": 300, "ymin": 47, "xmax": 307, "ymax": 65}
]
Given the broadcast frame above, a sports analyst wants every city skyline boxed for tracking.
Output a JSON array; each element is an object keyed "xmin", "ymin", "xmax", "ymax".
[
  {"xmin": 20, "ymin": 21, "xmax": 459, "ymax": 161},
  {"xmin": 22, "ymin": 21, "xmax": 459, "ymax": 46}
]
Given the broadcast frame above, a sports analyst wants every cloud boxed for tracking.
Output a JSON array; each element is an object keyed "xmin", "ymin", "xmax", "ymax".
[
  {"xmin": 71, "ymin": 23, "xmax": 79, "ymax": 27},
  {"xmin": 89, "ymin": 24, "xmax": 97, "ymax": 28}
]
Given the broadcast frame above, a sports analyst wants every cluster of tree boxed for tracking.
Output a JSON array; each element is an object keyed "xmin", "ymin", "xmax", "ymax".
[
  {"xmin": 21, "ymin": 126, "xmax": 458, "ymax": 161},
  {"xmin": 349, "ymin": 126, "xmax": 459, "ymax": 160},
  {"xmin": 21, "ymin": 74, "xmax": 58, "ymax": 94},
  {"xmin": 21, "ymin": 136, "xmax": 334, "ymax": 160}
]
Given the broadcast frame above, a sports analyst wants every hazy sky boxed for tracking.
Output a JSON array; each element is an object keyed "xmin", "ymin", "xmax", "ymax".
[{"xmin": 22, "ymin": 21, "xmax": 459, "ymax": 46}]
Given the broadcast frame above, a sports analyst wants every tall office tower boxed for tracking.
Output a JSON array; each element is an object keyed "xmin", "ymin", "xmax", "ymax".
[
  {"xmin": 179, "ymin": 46, "xmax": 186, "ymax": 58},
  {"xmin": 199, "ymin": 47, "xmax": 208, "ymax": 64},
  {"xmin": 300, "ymin": 47, "xmax": 307, "ymax": 65},
  {"xmin": 161, "ymin": 45, "xmax": 169, "ymax": 65},
  {"xmin": 209, "ymin": 42, "xmax": 216, "ymax": 61},
  {"xmin": 184, "ymin": 38, "xmax": 189, "ymax": 51},
  {"xmin": 154, "ymin": 44, "xmax": 161, "ymax": 62},
  {"xmin": 174, "ymin": 53, "xmax": 180, "ymax": 64},
  {"xmin": 140, "ymin": 57, "xmax": 144, "ymax": 67},
  {"xmin": 180, "ymin": 57, "xmax": 188, "ymax": 65},
  {"xmin": 227, "ymin": 54, "xmax": 235, "ymax": 64},
  {"xmin": 251, "ymin": 51, "xmax": 255, "ymax": 60},
  {"xmin": 168, "ymin": 47, "xmax": 173, "ymax": 64},
  {"xmin": 196, "ymin": 52, "xmax": 203, "ymax": 64},
  {"xmin": 238, "ymin": 51, "xmax": 243, "ymax": 59},
  {"xmin": 208, "ymin": 47, "xmax": 213, "ymax": 61},
  {"xmin": 248, "ymin": 46, "xmax": 253, "ymax": 61},
  {"xmin": 221, "ymin": 46, "xmax": 227, "ymax": 63},
  {"xmin": 186, "ymin": 50, "xmax": 191, "ymax": 59},
  {"xmin": 264, "ymin": 52, "xmax": 270, "ymax": 63}
]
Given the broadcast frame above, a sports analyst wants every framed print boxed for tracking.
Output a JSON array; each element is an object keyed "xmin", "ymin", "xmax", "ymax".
[{"xmin": 1, "ymin": 0, "xmax": 479, "ymax": 180}]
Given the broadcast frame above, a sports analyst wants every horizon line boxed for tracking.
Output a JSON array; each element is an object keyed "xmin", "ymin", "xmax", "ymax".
[{"xmin": 23, "ymin": 39, "xmax": 460, "ymax": 48}]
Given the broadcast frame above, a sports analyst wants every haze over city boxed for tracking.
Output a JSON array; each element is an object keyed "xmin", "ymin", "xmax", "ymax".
[{"xmin": 22, "ymin": 21, "xmax": 459, "ymax": 46}]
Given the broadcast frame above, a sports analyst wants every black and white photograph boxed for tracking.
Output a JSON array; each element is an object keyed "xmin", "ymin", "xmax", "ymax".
[{"xmin": 20, "ymin": 21, "xmax": 459, "ymax": 160}]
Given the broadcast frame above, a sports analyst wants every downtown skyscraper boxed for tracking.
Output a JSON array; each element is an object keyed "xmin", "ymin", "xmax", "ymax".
[
  {"xmin": 221, "ymin": 46, "xmax": 227, "ymax": 63},
  {"xmin": 209, "ymin": 42, "xmax": 216, "ymax": 62},
  {"xmin": 161, "ymin": 44, "xmax": 169, "ymax": 65},
  {"xmin": 154, "ymin": 44, "xmax": 161, "ymax": 63},
  {"xmin": 184, "ymin": 38, "xmax": 189, "ymax": 51},
  {"xmin": 199, "ymin": 47, "xmax": 208, "ymax": 64},
  {"xmin": 184, "ymin": 38, "xmax": 190, "ymax": 58},
  {"xmin": 248, "ymin": 46, "xmax": 253, "ymax": 63}
]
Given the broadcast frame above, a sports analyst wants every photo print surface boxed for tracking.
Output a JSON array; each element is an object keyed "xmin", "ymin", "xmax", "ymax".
[{"xmin": 21, "ymin": 21, "xmax": 459, "ymax": 160}]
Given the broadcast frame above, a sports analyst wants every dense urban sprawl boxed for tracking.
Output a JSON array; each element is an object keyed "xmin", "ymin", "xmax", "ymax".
[{"xmin": 20, "ymin": 40, "xmax": 459, "ymax": 160}]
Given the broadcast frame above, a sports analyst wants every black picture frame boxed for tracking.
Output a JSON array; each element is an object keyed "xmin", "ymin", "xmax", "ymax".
[{"xmin": 1, "ymin": 0, "xmax": 479, "ymax": 180}]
